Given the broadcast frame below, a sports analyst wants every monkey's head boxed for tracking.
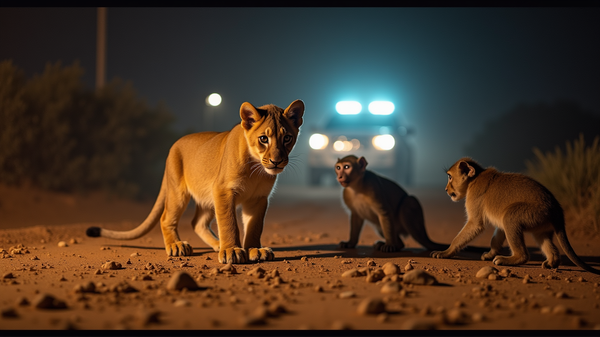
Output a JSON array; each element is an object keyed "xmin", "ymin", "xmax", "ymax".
[
  {"xmin": 335, "ymin": 155, "xmax": 367, "ymax": 188},
  {"xmin": 445, "ymin": 157, "xmax": 483, "ymax": 201}
]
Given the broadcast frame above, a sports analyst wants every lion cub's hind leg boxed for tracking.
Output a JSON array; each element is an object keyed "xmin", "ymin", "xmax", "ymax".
[
  {"xmin": 160, "ymin": 194, "xmax": 194, "ymax": 257},
  {"xmin": 192, "ymin": 205, "xmax": 220, "ymax": 252},
  {"xmin": 481, "ymin": 227, "xmax": 506, "ymax": 261},
  {"xmin": 532, "ymin": 230, "xmax": 560, "ymax": 269}
]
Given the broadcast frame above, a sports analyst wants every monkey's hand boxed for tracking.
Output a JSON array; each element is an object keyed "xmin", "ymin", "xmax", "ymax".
[
  {"xmin": 430, "ymin": 250, "xmax": 454, "ymax": 259},
  {"xmin": 339, "ymin": 241, "xmax": 356, "ymax": 249},
  {"xmin": 374, "ymin": 241, "xmax": 402, "ymax": 253}
]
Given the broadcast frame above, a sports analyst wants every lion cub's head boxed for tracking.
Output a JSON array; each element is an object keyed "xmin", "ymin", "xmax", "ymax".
[
  {"xmin": 445, "ymin": 157, "xmax": 484, "ymax": 201},
  {"xmin": 240, "ymin": 100, "xmax": 304, "ymax": 176}
]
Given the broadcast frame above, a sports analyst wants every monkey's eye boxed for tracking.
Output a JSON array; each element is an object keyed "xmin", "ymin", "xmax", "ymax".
[
  {"xmin": 283, "ymin": 135, "xmax": 292, "ymax": 143},
  {"xmin": 344, "ymin": 165, "xmax": 350, "ymax": 169},
  {"xmin": 259, "ymin": 136, "xmax": 268, "ymax": 144},
  {"xmin": 336, "ymin": 165, "xmax": 341, "ymax": 170}
]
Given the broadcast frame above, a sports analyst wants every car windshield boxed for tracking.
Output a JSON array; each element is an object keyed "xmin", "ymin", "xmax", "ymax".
[{"xmin": 324, "ymin": 114, "xmax": 400, "ymax": 129}]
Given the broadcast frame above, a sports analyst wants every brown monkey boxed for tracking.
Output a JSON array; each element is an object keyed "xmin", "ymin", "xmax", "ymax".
[
  {"xmin": 431, "ymin": 157, "xmax": 600, "ymax": 274},
  {"xmin": 335, "ymin": 155, "xmax": 449, "ymax": 252}
]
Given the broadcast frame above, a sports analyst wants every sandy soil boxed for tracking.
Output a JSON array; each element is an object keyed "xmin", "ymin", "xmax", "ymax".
[{"xmin": 1, "ymin": 183, "xmax": 599, "ymax": 331}]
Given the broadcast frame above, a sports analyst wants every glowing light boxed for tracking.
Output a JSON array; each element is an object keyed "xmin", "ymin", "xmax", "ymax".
[
  {"xmin": 372, "ymin": 134, "xmax": 395, "ymax": 150},
  {"xmin": 336, "ymin": 101, "xmax": 362, "ymax": 115},
  {"xmin": 309, "ymin": 133, "xmax": 329, "ymax": 150},
  {"xmin": 206, "ymin": 93, "xmax": 222, "ymax": 106},
  {"xmin": 368, "ymin": 101, "xmax": 395, "ymax": 115},
  {"xmin": 333, "ymin": 136, "xmax": 355, "ymax": 152}
]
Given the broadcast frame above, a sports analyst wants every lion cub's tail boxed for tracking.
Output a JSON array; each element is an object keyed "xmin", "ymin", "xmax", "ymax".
[
  {"xmin": 555, "ymin": 229, "xmax": 600, "ymax": 275},
  {"xmin": 86, "ymin": 178, "xmax": 166, "ymax": 240}
]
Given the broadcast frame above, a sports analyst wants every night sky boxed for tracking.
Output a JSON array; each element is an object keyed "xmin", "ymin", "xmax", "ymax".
[{"xmin": 1, "ymin": 7, "xmax": 599, "ymax": 187}]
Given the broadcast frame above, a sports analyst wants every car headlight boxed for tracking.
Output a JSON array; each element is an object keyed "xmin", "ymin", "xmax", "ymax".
[
  {"xmin": 368, "ymin": 101, "xmax": 395, "ymax": 115},
  {"xmin": 372, "ymin": 134, "xmax": 395, "ymax": 150},
  {"xmin": 309, "ymin": 133, "xmax": 329, "ymax": 150}
]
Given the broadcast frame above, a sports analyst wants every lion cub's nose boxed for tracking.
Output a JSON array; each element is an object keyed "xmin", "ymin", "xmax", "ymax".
[{"xmin": 270, "ymin": 159, "xmax": 283, "ymax": 166}]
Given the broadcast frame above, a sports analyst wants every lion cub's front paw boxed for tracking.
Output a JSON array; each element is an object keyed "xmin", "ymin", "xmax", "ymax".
[
  {"xmin": 248, "ymin": 247, "xmax": 274, "ymax": 262},
  {"xmin": 481, "ymin": 250, "xmax": 497, "ymax": 261},
  {"xmin": 493, "ymin": 255, "xmax": 528, "ymax": 266},
  {"xmin": 165, "ymin": 241, "xmax": 193, "ymax": 256},
  {"xmin": 219, "ymin": 247, "xmax": 247, "ymax": 264},
  {"xmin": 431, "ymin": 250, "xmax": 453, "ymax": 259}
]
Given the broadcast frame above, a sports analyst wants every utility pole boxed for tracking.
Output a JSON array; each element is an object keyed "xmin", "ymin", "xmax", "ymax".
[{"xmin": 96, "ymin": 7, "xmax": 106, "ymax": 90}]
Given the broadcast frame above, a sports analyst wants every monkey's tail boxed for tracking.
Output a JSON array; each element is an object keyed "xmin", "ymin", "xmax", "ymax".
[
  {"xmin": 555, "ymin": 229, "xmax": 600, "ymax": 275},
  {"xmin": 403, "ymin": 195, "xmax": 489, "ymax": 253},
  {"xmin": 85, "ymin": 174, "xmax": 166, "ymax": 240}
]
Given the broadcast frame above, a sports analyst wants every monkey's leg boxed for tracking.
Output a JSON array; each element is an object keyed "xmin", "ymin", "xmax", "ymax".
[
  {"xmin": 375, "ymin": 214, "xmax": 403, "ymax": 253},
  {"xmin": 533, "ymin": 230, "xmax": 560, "ymax": 269},
  {"xmin": 431, "ymin": 219, "xmax": 484, "ymax": 259},
  {"xmin": 481, "ymin": 227, "xmax": 505, "ymax": 261},
  {"xmin": 492, "ymin": 225, "xmax": 529, "ymax": 266},
  {"xmin": 339, "ymin": 212, "xmax": 364, "ymax": 249}
]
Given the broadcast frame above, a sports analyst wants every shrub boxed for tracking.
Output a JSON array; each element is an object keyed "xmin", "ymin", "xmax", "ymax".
[
  {"xmin": 0, "ymin": 60, "xmax": 179, "ymax": 199},
  {"xmin": 526, "ymin": 134, "xmax": 600, "ymax": 237}
]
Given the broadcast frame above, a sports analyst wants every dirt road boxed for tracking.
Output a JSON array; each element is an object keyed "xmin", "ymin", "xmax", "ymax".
[{"xmin": 1, "ymin": 184, "xmax": 599, "ymax": 331}]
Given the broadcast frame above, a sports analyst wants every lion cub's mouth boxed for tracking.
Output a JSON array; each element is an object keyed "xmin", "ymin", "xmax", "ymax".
[{"xmin": 448, "ymin": 192, "xmax": 457, "ymax": 200}]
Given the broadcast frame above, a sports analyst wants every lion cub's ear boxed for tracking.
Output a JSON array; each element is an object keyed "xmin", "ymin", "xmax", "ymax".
[
  {"xmin": 284, "ymin": 99, "xmax": 305, "ymax": 129},
  {"xmin": 240, "ymin": 102, "xmax": 263, "ymax": 130},
  {"xmin": 458, "ymin": 161, "xmax": 476, "ymax": 177}
]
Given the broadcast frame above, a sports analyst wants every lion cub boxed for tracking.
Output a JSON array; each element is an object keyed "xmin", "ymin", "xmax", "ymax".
[
  {"xmin": 87, "ymin": 100, "xmax": 304, "ymax": 264},
  {"xmin": 335, "ymin": 155, "xmax": 449, "ymax": 253},
  {"xmin": 431, "ymin": 157, "xmax": 600, "ymax": 274}
]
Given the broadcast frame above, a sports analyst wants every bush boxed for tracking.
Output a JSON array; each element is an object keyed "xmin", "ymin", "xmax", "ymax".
[
  {"xmin": 0, "ymin": 60, "xmax": 179, "ymax": 199},
  {"xmin": 526, "ymin": 134, "xmax": 600, "ymax": 237}
]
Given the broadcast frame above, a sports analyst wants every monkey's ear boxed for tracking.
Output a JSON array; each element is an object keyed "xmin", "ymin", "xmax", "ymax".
[
  {"xmin": 458, "ymin": 161, "xmax": 475, "ymax": 177},
  {"xmin": 358, "ymin": 156, "xmax": 368, "ymax": 171}
]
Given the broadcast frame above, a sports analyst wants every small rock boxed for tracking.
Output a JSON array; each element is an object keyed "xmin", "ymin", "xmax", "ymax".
[
  {"xmin": 366, "ymin": 260, "xmax": 376, "ymax": 266},
  {"xmin": 402, "ymin": 317, "xmax": 438, "ymax": 330},
  {"xmin": 357, "ymin": 297, "xmax": 386, "ymax": 315},
  {"xmin": 445, "ymin": 308, "xmax": 468, "ymax": 325},
  {"xmin": 339, "ymin": 291, "xmax": 355, "ymax": 299},
  {"xmin": 1, "ymin": 307, "xmax": 18, "ymax": 318},
  {"xmin": 403, "ymin": 269, "xmax": 438, "ymax": 285},
  {"xmin": 219, "ymin": 263, "xmax": 237, "ymax": 274},
  {"xmin": 366, "ymin": 268, "xmax": 385, "ymax": 283},
  {"xmin": 101, "ymin": 261, "xmax": 122, "ymax": 270},
  {"xmin": 130, "ymin": 252, "xmax": 141, "ymax": 257},
  {"xmin": 32, "ymin": 294, "xmax": 67, "ymax": 310},
  {"xmin": 139, "ymin": 310, "xmax": 161, "ymax": 326},
  {"xmin": 488, "ymin": 274, "xmax": 500, "ymax": 281},
  {"xmin": 57, "ymin": 241, "xmax": 68, "ymax": 248},
  {"xmin": 405, "ymin": 263, "xmax": 414, "ymax": 271},
  {"xmin": 267, "ymin": 302, "xmax": 287, "ymax": 316},
  {"xmin": 331, "ymin": 320, "xmax": 352, "ymax": 330},
  {"xmin": 498, "ymin": 268, "xmax": 511, "ymax": 277},
  {"xmin": 173, "ymin": 299, "xmax": 191, "ymax": 307},
  {"xmin": 247, "ymin": 267, "xmax": 266, "ymax": 278},
  {"xmin": 2, "ymin": 272, "xmax": 15, "ymax": 279},
  {"xmin": 555, "ymin": 291, "xmax": 568, "ymax": 299},
  {"xmin": 552, "ymin": 305, "xmax": 570, "ymax": 315},
  {"xmin": 166, "ymin": 271, "xmax": 200, "ymax": 291},
  {"xmin": 380, "ymin": 282, "xmax": 402, "ymax": 294},
  {"xmin": 382, "ymin": 262, "xmax": 400, "ymax": 276},
  {"xmin": 15, "ymin": 297, "xmax": 29, "ymax": 306},
  {"xmin": 476, "ymin": 266, "xmax": 498, "ymax": 278}
]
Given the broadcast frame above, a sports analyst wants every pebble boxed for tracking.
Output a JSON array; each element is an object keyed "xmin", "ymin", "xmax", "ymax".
[
  {"xmin": 498, "ymin": 268, "xmax": 511, "ymax": 277},
  {"xmin": 366, "ymin": 268, "xmax": 385, "ymax": 283},
  {"xmin": 166, "ymin": 271, "xmax": 201, "ymax": 291},
  {"xmin": 476, "ymin": 266, "xmax": 498, "ymax": 278},
  {"xmin": 402, "ymin": 269, "xmax": 438, "ymax": 285},
  {"xmin": 552, "ymin": 305, "xmax": 570, "ymax": 315},
  {"xmin": 247, "ymin": 267, "xmax": 266, "ymax": 278},
  {"xmin": 219, "ymin": 263, "xmax": 237, "ymax": 274},
  {"xmin": 339, "ymin": 291, "xmax": 356, "ymax": 299},
  {"xmin": 1, "ymin": 307, "xmax": 18, "ymax": 318},
  {"xmin": 401, "ymin": 317, "xmax": 438, "ymax": 330},
  {"xmin": 341, "ymin": 269, "xmax": 361, "ymax": 278},
  {"xmin": 2, "ymin": 272, "xmax": 15, "ymax": 279},
  {"xmin": 32, "ymin": 293, "xmax": 67, "ymax": 310},
  {"xmin": 357, "ymin": 297, "xmax": 386, "ymax": 315},
  {"xmin": 380, "ymin": 282, "xmax": 402, "ymax": 294},
  {"xmin": 382, "ymin": 262, "xmax": 400, "ymax": 276},
  {"xmin": 405, "ymin": 263, "xmax": 414, "ymax": 271},
  {"xmin": 57, "ymin": 241, "xmax": 68, "ymax": 248},
  {"xmin": 331, "ymin": 320, "xmax": 352, "ymax": 330},
  {"xmin": 101, "ymin": 261, "xmax": 122, "ymax": 270},
  {"xmin": 445, "ymin": 308, "xmax": 468, "ymax": 325},
  {"xmin": 367, "ymin": 260, "xmax": 376, "ymax": 266}
]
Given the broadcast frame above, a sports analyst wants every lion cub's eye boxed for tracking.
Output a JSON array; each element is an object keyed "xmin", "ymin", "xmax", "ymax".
[
  {"xmin": 448, "ymin": 174, "xmax": 452, "ymax": 181},
  {"xmin": 259, "ymin": 136, "xmax": 268, "ymax": 144},
  {"xmin": 283, "ymin": 135, "xmax": 293, "ymax": 143}
]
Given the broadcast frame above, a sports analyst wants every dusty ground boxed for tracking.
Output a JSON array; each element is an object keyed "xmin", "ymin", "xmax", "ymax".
[{"xmin": 1, "ymin": 183, "xmax": 600, "ymax": 331}]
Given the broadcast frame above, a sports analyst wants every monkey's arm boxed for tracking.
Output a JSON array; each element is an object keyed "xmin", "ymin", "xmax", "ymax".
[
  {"xmin": 339, "ymin": 212, "xmax": 364, "ymax": 249},
  {"xmin": 431, "ymin": 219, "xmax": 485, "ymax": 258}
]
